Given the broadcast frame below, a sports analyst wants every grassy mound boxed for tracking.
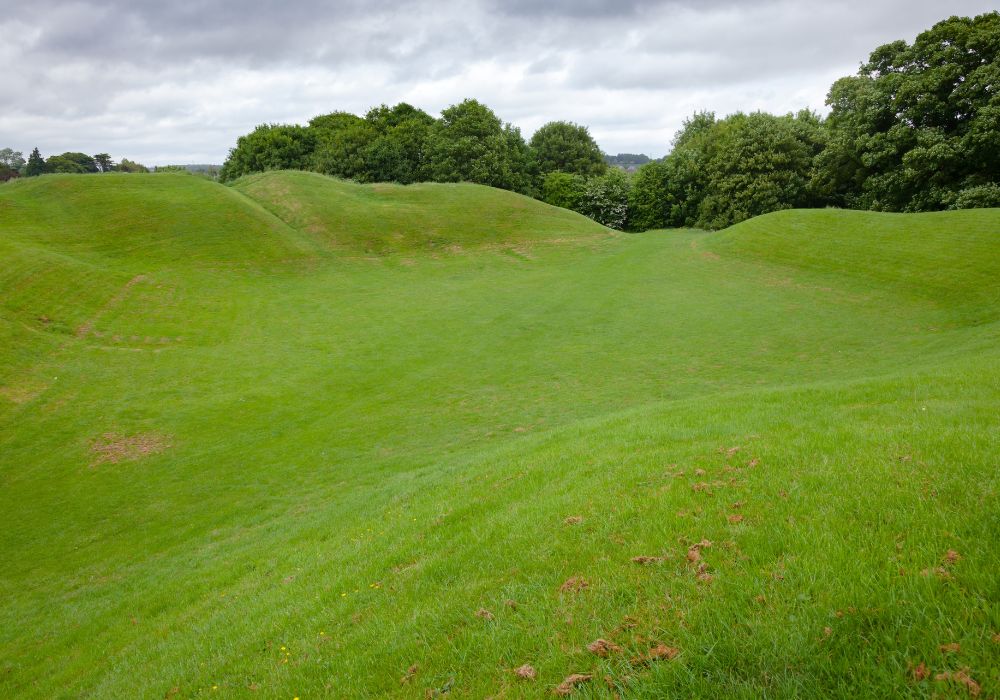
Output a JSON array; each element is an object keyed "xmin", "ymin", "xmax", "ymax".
[
  {"xmin": 231, "ymin": 170, "xmax": 611, "ymax": 254},
  {"xmin": 0, "ymin": 176, "xmax": 997, "ymax": 698},
  {"xmin": 0, "ymin": 173, "xmax": 312, "ymax": 266},
  {"xmin": 708, "ymin": 208, "xmax": 1000, "ymax": 318}
]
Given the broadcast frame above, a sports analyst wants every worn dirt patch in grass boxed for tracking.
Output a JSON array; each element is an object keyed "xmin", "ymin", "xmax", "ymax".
[
  {"xmin": 0, "ymin": 381, "xmax": 47, "ymax": 404},
  {"xmin": 554, "ymin": 673, "xmax": 592, "ymax": 695},
  {"xmin": 90, "ymin": 432, "xmax": 171, "ymax": 465}
]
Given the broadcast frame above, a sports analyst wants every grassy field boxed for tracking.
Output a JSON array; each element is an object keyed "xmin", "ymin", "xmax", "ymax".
[{"xmin": 1, "ymin": 171, "xmax": 997, "ymax": 698}]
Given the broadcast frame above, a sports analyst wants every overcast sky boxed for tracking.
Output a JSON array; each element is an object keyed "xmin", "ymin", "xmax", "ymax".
[{"xmin": 2, "ymin": 1, "xmax": 996, "ymax": 165}]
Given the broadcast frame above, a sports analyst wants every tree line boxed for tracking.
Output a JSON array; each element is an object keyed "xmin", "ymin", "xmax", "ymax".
[
  {"xmin": 226, "ymin": 13, "xmax": 1000, "ymax": 229},
  {"xmin": 0, "ymin": 148, "xmax": 150, "ymax": 181},
  {"xmin": 618, "ymin": 11, "xmax": 999, "ymax": 228},
  {"xmin": 6, "ymin": 13, "xmax": 996, "ymax": 231},
  {"xmin": 218, "ymin": 100, "xmax": 607, "ymax": 191}
]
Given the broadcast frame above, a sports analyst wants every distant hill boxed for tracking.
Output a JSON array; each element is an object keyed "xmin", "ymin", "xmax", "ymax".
[
  {"xmin": 603, "ymin": 152, "xmax": 651, "ymax": 172},
  {"xmin": 154, "ymin": 164, "xmax": 222, "ymax": 178}
]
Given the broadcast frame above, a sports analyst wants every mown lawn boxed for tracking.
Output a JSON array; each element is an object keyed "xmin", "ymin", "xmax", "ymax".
[{"xmin": 0, "ymin": 173, "xmax": 997, "ymax": 698}]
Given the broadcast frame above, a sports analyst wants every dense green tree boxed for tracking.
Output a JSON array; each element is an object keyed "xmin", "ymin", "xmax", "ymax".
[
  {"xmin": 529, "ymin": 121, "xmax": 606, "ymax": 179},
  {"xmin": 673, "ymin": 111, "xmax": 717, "ymax": 151},
  {"xmin": 25, "ymin": 147, "xmax": 45, "ymax": 177},
  {"xmin": 656, "ymin": 110, "xmax": 825, "ymax": 229},
  {"xmin": 541, "ymin": 171, "xmax": 587, "ymax": 210},
  {"xmin": 655, "ymin": 112, "xmax": 717, "ymax": 228},
  {"xmin": 45, "ymin": 155, "xmax": 87, "ymax": 174},
  {"xmin": 309, "ymin": 111, "xmax": 365, "ymax": 137},
  {"xmin": 0, "ymin": 148, "xmax": 25, "ymax": 171},
  {"xmin": 362, "ymin": 103, "xmax": 435, "ymax": 184},
  {"xmin": 47, "ymin": 156, "xmax": 82, "ymax": 173},
  {"xmin": 364, "ymin": 102, "xmax": 434, "ymax": 133},
  {"xmin": 46, "ymin": 152, "xmax": 98, "ymax": 174},
  {"xmin": 627, "ymin": 160, "xmax": 672, "ymax": 231},
  {"xmin": 219, "ymin": 124, "xmax": 315, "ymax": 182},
  {"xmin": 815, "ymin": 12, "xmax": 1000, "ymax": 211},
  {"xmin": 117, "ymin": 159, "xmax": 149, "ymax": 173},
  {"xmin": 695, "ymin": 111, "xmax": 826, "ymax": 229},
  {"xmin": 310, "ymin": 113, "xmax": 374, "ymax": 180},
  {"xmin": 951, "ymin": 182, "xmax": 1000, "ymax": 209},
  {"xmin": 308, "ymin": 106, "xmax": 436, "ymax": 183},
  {"xmin": 93, "ymin": 153, "xmax": 115, "ymax": 172},
  {"xmin": 68, "ymin": 152, "xmax": 99, "ymax": 172},
  {"xmin": 427, "ymin": 99, "xmax": 533, "ymax": 194}
]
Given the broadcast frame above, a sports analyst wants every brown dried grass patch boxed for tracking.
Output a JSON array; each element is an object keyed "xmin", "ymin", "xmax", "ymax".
[
  {"xmin": 587, "ymin": 639, "xmax": 622, "ymax": 657},
  {"xmin": 553, "ymin": 673, "xmax": 592, "ymax": 695},
  {"xmin": 90, "ymin": 432, "xmax": 170, "ymax": 465},
  {"xmin": 0, "ymin": 382, "xmax": 46, "ymax": 404}
]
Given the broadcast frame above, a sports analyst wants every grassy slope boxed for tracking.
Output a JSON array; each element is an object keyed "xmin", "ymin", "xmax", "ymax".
[
  {"xmin": 0, "ymin": 173, "xmax": 997, "ymax": 698},
  {"xmin": 230, "ymin": 170, "xmax": 611, "ymax": 255}
]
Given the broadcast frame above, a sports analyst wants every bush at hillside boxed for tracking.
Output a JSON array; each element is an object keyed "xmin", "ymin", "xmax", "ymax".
[
  {"xmin": 541, "ymin": 171, "xmax": 587, "ymax": 211},
  {"xmin": 219, "ymin": 124, "xmax": 315, "ymax": 182},
  {"xmin": 578, "ymin": 168, "xmax": 631, "ymax": 230}
]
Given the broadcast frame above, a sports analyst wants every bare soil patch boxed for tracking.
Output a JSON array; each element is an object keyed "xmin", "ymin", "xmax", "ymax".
[{"xmin": 90, "ymin": 432, "xmax": 170, "ymax": 465}]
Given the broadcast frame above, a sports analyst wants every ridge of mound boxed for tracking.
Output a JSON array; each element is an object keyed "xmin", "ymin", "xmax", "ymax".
[
  {"xmin": 230, "ymin": 170, "xmax": 611, "ymax": 254},
  {"xmin": 706, "ymin": 208, "xmax": 1000, "ymax": 316},
  {"xmin": 0, "ymin": 173, "xmax": 313, "ymax": 267}
]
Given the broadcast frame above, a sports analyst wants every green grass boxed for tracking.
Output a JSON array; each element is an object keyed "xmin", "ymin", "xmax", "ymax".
[
  {"xmin": 230, "ymin": 170, "xmax": 610, "ymax": 255},
  {"xmin": 1, "ymin": 171, "xmax": 997, "ymax": 698}
]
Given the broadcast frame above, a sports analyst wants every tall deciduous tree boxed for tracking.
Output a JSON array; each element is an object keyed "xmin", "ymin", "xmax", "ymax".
[
  {"xmin": 529, "ymin": 121, "xmax": 606, "ymax": 179},
  {"xmin": 695, "ymin": 111, "xmax": 826, "ymax": 229},
  {"xmin": 0, "ymin": 148, "xmax": 25, "ymax": 170},
  {"xmin": 219, "ymin": 124, "xmax": 315, "ymax": 182},
  {"xmin": 627, "ymin": 160, "xmax": 672, "ymax": 231},
  {"xmin": 46, "ymin": 152, "xmax": 98, "ymax": 174},
  {"xmin": 362, "ymin": 103, "xmax": 436, "ymax": 184},
  {"xmin": 658, "ymin": 110, "xmax": 826, "ymax": 229},
  {"xmin": 814, "ymin": 11, "xmax": 1000, "ymax": 211},
  {"xmin": 427, "ymin": 99, "xmax": 533, "ymax": 194},
  {"xmin": 309, "ymin": 112, "xmax": 373, "ymax": 180},
  {"xmin": 656, "ymin": 112, "xmax": 716, "ymax": 228}
]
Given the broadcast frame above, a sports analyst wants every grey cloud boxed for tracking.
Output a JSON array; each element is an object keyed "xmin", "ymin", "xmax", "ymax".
[
  {"xmin": 2, "ymin": 0, "xmax": 997, "ymax": 164},
  {"xmin": 490, "ymin": 0, "xmax": 743, "ymax": 19}
]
